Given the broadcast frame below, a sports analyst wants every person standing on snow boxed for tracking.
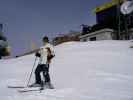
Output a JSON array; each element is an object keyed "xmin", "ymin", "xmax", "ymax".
[{"xmin": 30, "ymin": 36, "xmax": 55, "ymax": 89}]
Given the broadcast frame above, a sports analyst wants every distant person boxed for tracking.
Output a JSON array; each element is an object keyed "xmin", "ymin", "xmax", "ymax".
[
  {"xmin": 30, "ymin": 36, "xmax": 55, "ymax": 89},
  {"xmin": 0, "ymin": 35, "xmax": 10, "ymax": 59}
]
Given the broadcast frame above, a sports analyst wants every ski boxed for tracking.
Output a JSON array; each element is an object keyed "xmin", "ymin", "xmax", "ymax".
[
  {"xmin": 18, "ymin": 86, "xmax": 54, "ymax": 93},
  {"xmin": 8, "ymin": 86, "xmax": 27, "ymax": 88},
  {"xmin": 7, "ymin": 85, "xmax": 43, "ymax": 93},
  {"xmin": 8, "ymin": 84, "xmax": 54, "ymax": 93},
  {"xmin": 18, "ymin": 87, "xmax": 43, "ymax": 93},
  {"xmin": 18, "ymin": 89, "xmax": 41, "ymax": 93}
]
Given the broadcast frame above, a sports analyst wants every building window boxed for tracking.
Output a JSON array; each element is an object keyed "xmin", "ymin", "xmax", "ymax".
[
  {"xmin": 82, "ymin": 38, "xmax": 87, "ymax": 42},
  {"xmin": 90, "ymin": 37, "xmax": 96, "ymax": 41}
]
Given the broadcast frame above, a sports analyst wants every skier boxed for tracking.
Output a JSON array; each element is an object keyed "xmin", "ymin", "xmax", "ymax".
[{"xmin": 30, "ymin": 36, "xmax": 55, "ymax": 89}]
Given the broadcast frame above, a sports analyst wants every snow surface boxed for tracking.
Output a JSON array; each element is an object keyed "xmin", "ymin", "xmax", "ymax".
[{"xmin": 0, "ymin": 40, "xmax": 133, "ymax": 100}]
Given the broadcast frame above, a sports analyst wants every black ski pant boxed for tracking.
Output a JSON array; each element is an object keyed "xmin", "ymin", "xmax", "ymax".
[{"xmin": 35, "ymin": 64, "xmax": 50, "ymax": 84}]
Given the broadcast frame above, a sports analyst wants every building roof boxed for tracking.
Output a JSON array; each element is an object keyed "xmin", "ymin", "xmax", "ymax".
[
  {"xmin": 95, "ymin": 0, "xmax": 124, "ymax": 13},
  {"xmin": 79, "ymin": 28, "xmax": 114, "ymax": 39}
]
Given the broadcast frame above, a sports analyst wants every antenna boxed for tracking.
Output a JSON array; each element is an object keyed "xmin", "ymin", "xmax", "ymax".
[{"xmin": 121, "ymin": 0, "xmax": 133, "ymax": 15}]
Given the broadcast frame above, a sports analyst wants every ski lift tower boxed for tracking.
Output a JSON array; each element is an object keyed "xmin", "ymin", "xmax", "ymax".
[
  {"xmin": 121, "ymin": 0, "xmax": 133, "ymax": 39},
  {"xmin": 111, "ymin": 0, "xmax": 132, "ymax": 40},
  {"xmin": 114, "ymin": 0, "xmax": 126, "ymax": 39},
  {"xmin": 116, "ymin": 0, "xmax": 122, "ymax": 39}
]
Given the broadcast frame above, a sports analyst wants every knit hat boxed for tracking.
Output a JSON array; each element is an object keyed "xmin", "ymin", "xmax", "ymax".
[{"xmin": 42, "ymin": 36, "xmax": 49, "ymax": 42}]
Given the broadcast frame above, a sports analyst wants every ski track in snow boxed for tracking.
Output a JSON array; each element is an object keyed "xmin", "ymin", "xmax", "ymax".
[{"xmin": 0, "ymin": 40, "xmax": 133, "ymax": 100}]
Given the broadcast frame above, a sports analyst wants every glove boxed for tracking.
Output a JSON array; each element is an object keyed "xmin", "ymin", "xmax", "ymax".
[{"xmin": 35, "ymin": 52, "xmax": 41, "ymax": 57}]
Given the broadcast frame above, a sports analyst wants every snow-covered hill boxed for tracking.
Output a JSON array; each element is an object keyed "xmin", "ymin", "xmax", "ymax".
[{"xmin": 0, "ymin": 40, "xmax": 133, "ymax": 100}]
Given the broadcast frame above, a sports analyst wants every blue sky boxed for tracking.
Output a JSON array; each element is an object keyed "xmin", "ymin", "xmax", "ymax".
[{"xmin": 0, "ymin": 0, "xmax": 111, "ymax": 56}]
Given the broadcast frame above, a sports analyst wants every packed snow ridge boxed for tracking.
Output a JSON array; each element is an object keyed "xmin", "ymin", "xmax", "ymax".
[{"xmin": 0, "ymin": 40, "xmax": 133, "ymax": 100}]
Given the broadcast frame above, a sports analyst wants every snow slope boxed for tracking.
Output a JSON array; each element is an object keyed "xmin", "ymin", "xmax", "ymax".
[{"xmin": 0, "ymin": 40, "xmax": 133, "ymax": 100}]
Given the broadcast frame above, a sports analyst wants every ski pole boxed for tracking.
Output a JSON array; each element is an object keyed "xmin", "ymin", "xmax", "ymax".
[{"xmin": 27, "ymin": 57, "xmax": 38, "ymax": 87}]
